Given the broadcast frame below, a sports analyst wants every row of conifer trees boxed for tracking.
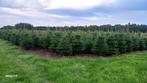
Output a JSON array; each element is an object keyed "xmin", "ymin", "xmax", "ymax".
[{"xmin": 0, "ymin": 29, "xmax": 147, "ymax": 56}]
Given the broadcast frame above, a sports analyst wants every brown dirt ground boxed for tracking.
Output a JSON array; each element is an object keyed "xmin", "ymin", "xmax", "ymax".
[
  {"xmin": 18, "ymin": 47, "xmax": 147, "ymax": 59},
  {"xmin": 19, "ymin": 48, "xmax": 99, "ymax": 59}
]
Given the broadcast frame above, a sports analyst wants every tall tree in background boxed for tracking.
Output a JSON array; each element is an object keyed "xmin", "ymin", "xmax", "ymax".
[{"xmin": 15, "ymin": 23, "xmax": 33, "ymax": 29}]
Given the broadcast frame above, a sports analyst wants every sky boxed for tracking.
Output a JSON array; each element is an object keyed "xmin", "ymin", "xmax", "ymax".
[{"xmin": 0, "ymin": 0, "xmax": 147, "ymax": 27}]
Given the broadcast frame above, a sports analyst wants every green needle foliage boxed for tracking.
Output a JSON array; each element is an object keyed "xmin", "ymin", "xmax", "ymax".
[{"xmin": 1, "ymin": 23, "xmax": 147, "ymax": 56}]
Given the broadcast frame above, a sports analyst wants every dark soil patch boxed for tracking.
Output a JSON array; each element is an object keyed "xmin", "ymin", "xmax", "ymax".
[
  {"xmin": 19, "ymin": 48, "xmax": 99, "ymax": 58},
  {"xmin": 18, "ymin": 47, "xmax": 147, "ymax": 59},
  {"xmin": 19, "ymin": 48, "xmax": 65, "ymax": 58}
]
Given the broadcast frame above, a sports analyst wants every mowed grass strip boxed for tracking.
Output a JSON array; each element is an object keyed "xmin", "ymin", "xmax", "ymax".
[{"xmin": 0, "ymin": 39, "xmax": 147, "ymax": 83}]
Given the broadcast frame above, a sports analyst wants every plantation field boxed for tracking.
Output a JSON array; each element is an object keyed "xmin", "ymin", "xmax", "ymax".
[
  {"xmin": 0, "ymin": 39, "xmax": 147, "ymax": 83},
  {"xmin": 1, "ymin": 29, "xmax": 147, "ymax": 56}
]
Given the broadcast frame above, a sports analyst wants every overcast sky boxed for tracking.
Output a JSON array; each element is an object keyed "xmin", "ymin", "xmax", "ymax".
[{"xmin": 0, "ymin": 0, "xmax": 147, "ymax": 27}]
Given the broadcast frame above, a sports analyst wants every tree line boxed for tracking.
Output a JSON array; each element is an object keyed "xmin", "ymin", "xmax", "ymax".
[
  {"xmin": 0, "ymin": 28, "xmax": 147, "ymax": 56},
  {"xmin": 1, "ymin": 23, "xmax": 147, "ymax": 32}
]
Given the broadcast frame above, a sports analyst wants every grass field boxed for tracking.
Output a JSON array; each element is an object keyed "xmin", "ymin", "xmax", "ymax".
[{"xmin": 0, "ymin": 39, "xmax": 147, "ymax": 83}]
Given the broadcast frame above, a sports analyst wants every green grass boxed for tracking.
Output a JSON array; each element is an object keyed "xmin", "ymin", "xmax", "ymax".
[{"xmin": 0, "ymin": 39, "xmax": 147, "ymax": 83}]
